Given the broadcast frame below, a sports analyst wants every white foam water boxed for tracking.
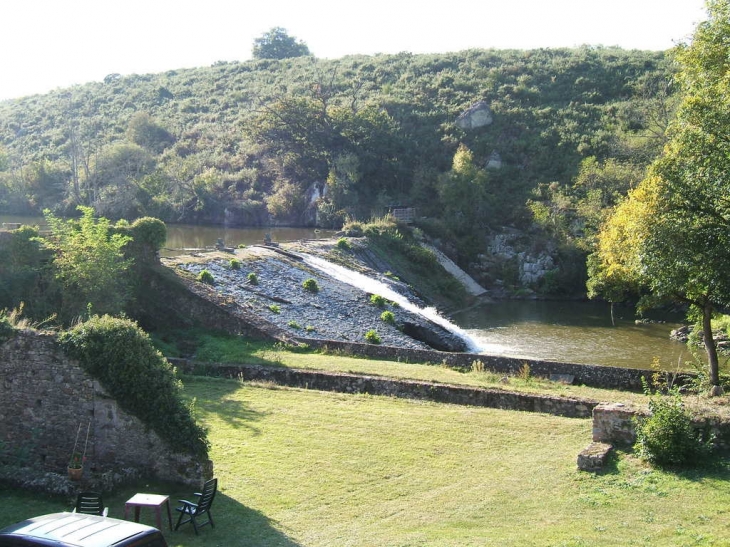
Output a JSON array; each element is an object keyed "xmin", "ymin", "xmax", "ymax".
[{"xmin": 301, "ymin": 254, "xmax": 483, "ymax": 352}]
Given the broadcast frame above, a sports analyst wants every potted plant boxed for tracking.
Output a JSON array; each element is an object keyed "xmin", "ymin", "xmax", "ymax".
[
  {"xmin": 67, "ymin": 452, "xmax": 83, "ymax": 480},
  {"xmin": 68, "ymin": 422, "xmax": 89, "ymax": 481}
]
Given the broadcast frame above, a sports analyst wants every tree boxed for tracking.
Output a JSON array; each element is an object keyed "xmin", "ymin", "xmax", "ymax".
[
  {"xmin": 437, "ymin": 145, "xmax": 492, "ymax": 235},
  {"xmin": 43, "ymin": 206, "xmax": 133, "ymax": 320},
  {"xmin": 252, "ymin": 27, "xmax": 310, "ymax": 60},
  {"xmin": 127, "ymin": 112, "xmax": 175, "ymax": 154},
  {"xmin": 588, "ymin": 0, "xmax": 730, "ymax": 394},
  {"xmin": 88, "ymin": 143, "xmax": 156, "ymax": 218}
]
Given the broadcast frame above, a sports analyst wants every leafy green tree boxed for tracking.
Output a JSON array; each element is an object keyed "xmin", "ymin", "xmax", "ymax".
[
  {"xmin": 325, "ymin": 152, "xmax": 361, "ymax": 217},
  {"xmin": 43, "ymin": 206, "xmax": 133, "ymax": 320},
  {"xmin": 252, "ymin": 27, "xmax": 310, "ymax": 59},
  {"xmin": 571, "ymin": 157, "xmax": 645, "ymax": 248},
  {"xmin": 588, "ymin": 0, "xmax": 730, "ymax": 394},
  {"xmin": 436, "ymin": 145, "xmax": 492, "ymax": 257}
]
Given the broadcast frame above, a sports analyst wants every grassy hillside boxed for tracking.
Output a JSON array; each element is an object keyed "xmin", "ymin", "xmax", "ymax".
[
  {"xmin": 0, "ymin": 47, "xmax": 674, "ymax": 294},
  {"xmin": 0, "ymin": 48, "xmax": 669, "ymax": 223}
]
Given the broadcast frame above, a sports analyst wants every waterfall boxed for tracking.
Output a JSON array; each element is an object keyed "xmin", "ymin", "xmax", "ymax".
[{"xmin": 301, "ymin": 254, "xmax": 483, "ymax": 352}]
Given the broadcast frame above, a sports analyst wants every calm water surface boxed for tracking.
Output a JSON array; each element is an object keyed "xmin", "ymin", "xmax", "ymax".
[
  {"xmin": 162, "ymin": 224, "xmax": 336, "ymax": 256},
  {"xmin": 0, "ymin": 215, "xmax": 334, "ymax": 256},
  {"xmin": 452, "ymin": 300, "xmax": 691, "ymax": 370},
  {"xmin": 2, "ymin": 215, "xmax": 690, "ymax": 369}
]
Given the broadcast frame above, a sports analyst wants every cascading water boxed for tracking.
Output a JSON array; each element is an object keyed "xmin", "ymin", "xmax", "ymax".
[{"xmin": 301, "ymin": 254, "xmax": 483, "ymax": 352}]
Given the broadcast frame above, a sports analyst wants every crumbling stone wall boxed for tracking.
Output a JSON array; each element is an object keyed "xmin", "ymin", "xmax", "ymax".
[
  {"xmin": 170, "ymin": 359, "xmax": 598, "ymax": 419},
  {"xmin": 301, "ymin": 338, "xmax": 656, "ymax": 391},
  {"xmin": 0, "ymin": 330, "xmax": 210, "ymax": 486},
  {"xmin": 592, "ymin": 401, "xmax": 730, "ymax": 452}
]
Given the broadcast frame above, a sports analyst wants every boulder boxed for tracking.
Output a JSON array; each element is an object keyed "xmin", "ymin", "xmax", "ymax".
[
  {"xmin": 455, "ymin": 101, "xmax": 493, "ymax": 130},
  {"xmin": 485, "ymin": 150, "xmax": 502, "ymax": 169}
]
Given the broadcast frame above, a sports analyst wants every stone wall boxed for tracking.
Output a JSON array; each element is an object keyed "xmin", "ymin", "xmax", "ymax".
[
  {"xmin": 0, "ymin": 330, "xmax": 210, "ymax": 486},
  {"xmin": 171, "ymin": 359, "xmax": 598, "ymax": 419},
  {"xmin": 299, "ymin": 338, "xmax": 656, "ymax": 391},
  {"xmin": 592, "ymin": 402, "xmax": 730, "ymax": 452}
]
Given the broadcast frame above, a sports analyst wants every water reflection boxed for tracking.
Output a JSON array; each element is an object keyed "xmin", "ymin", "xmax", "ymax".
[
  {"xmin": 453, "ymin": 300, "xmax": 693, "ymax": 370},
  {"xmin": 0, "ymin": 216, "xmax": 335, "ymax": 257},
  {"xmin": 162, "ymin": 224, "xmax": 336, "ymax": 256}
]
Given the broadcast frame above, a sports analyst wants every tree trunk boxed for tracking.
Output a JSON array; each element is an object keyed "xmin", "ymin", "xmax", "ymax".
[
  {"xmin": 610, "ymin": 302, "xmax": 615, "ymax": 327},
  {"xmin": 702, "ymin": 302, "xmax": 723, "ymax": 395}
]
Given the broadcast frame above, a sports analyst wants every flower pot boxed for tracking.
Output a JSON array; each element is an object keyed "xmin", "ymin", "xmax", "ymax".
[{"xmin": 68, "ymin": 466, "xmax": 83, "ymax": 481}]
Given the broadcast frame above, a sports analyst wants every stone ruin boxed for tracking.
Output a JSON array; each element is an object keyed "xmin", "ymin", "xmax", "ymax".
[{"xmin": 0, "ymin": 330, "xmax": 212, "ymax": 493}]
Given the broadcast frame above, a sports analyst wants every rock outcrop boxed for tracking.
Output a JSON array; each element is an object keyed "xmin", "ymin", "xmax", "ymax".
[{"xmin": 455, "ymin": 101, "xmax": 493, "ymax": 130}]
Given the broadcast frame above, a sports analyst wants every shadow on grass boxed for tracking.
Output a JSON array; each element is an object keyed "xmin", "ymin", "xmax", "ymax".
[
  {"xmin": 167, "ymin": 492, "xmax": 301, "ymax": 547},
  {"xmin": 606, "ymin": 447, "xmax": 730, "ymax": 481},
  {"xmin": 656, "ymin": 453, "xmax": 730, "ymax": 481},
  {"xmin": 0, "ymin": 485, "xmax": 301, "ymax": 547},
  {"xmin": 181, "ymin": 376, "xmax": 268, "ymax": 434}
]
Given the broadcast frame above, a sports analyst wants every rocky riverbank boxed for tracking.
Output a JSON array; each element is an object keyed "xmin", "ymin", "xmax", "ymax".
[{"xmin": 163, "ymin": 239, "xmax": 471, "ymax": 352}]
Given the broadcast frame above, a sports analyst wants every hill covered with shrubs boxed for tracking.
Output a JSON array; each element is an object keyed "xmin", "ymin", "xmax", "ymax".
[{"xmin": 0, "ymin": 46, "xmax": 675, "ymax": 294}]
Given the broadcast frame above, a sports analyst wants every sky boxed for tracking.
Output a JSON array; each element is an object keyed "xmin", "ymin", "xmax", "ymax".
[{"xmin": 0, "ymin": 0, "xmax": 708, "ymax": 102}]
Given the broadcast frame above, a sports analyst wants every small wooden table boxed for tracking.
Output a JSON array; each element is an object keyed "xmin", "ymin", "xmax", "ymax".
[{"xmin": 124, "ymin": 493, "xmax": 173, "ymax": 531}]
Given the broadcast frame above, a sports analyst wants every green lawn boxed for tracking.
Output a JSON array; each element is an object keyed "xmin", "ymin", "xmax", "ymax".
[
  {"xmin": 3, "ymin": 377, "xmax": 730, "ymax": 546},
  {"xmin": 166, "ymin": 333, "xmax": 655, "ymax": 406}
]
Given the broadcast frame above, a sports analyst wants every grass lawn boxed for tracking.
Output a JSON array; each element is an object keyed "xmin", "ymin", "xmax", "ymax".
[
  {"xmin": 161, "ymin": 332, "xmax": 657, "ymax": 406},
  {"xmin": 3, "ymin": 376, "xmax": 730, "ymax": 546}
]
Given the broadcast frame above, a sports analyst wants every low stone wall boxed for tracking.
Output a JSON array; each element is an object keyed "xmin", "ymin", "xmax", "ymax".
[
  {"xmin": 592, "ymin": 403, "xmax": 645, "ymax": 447},
  {"xmin": 171, "ymin": 359, "xmax": 598, "ymax": 419},
  {"xmin": 0, "ymin": 330, "xmax": 210, "ymax": 488},
  {"xmin": 592, "ymin": 402, "xmax": 730, "ymax": 452},
  {"xmin": 300, "ymin": 338, "xmax": 657, "ymax": 392}
]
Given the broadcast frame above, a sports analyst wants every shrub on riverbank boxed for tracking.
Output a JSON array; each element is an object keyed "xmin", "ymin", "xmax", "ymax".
[
  {"xmin": 365, "ymin": 329, "xmax": 381, "ymax": 344},
  {"xmin": 197, "ymin": 269, "xmax": 214, "ymax": 284},
  {"xmin": 381, "ymin": 311, "xmax": 395, "ymax": 324}
]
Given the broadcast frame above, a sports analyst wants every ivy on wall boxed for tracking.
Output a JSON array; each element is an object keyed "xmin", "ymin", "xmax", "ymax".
[{"xmin": 59, "ymin": 314, "xmax": 209, "ymax": 458}]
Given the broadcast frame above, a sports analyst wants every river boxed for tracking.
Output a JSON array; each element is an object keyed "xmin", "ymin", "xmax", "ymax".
[
  {"xmin": 452, "ymin": 300, "xmax": 693, "ymax": 370},
  {"xmin": 1, "ymin": 215, "xmax": 691, "ymax": 369}
]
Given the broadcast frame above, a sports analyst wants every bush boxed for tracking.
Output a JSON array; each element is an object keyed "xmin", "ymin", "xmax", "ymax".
[
  {"xmin": 364, "ymin": 329, "xmax": 381, "ymax": 344},
  {"xmin": 634, "ymin": 389, "xmax": 713, "ymax": 467},
  {"xmin": 59, "ymin": 315, "xmax": 209, "ymax": 457},
  {"xmin": 197, "ymin": 269, "xmax": 214, "ymax": 284},
  {"xmin": 247, "ymin": 272, "xmax": 259, "ymax": 285},
  {"xmin": 129, "ymin": 217, "xmax": 167, "ymax": 251},
  {"xmin": 229, "ymin": 259, "xmax": 241, "ymax": 270},
  {"xmin": 336, "ymin": 237, "xmax": 352, "ymax": 251},
  {"xmin": 302, "ymin": 278, "xmax": 319, "ymax": 293},
  {"xmin": 341, "ymin": 220, "xmax": 364, "ymax": 237},
  {"xmin": 288, "ymin": 320, "xmax": 301, "ymax": 329},
  {"xmin": 380, "ymin": 310, "xmax": 395, "ymax": 324},
  {"xmin": 269, "ymin": 304, "xmax": 281, "ymax": 314},
  {"xmin": 370, "ymin": 294, "xmax": 386, "ymax": 307}
]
